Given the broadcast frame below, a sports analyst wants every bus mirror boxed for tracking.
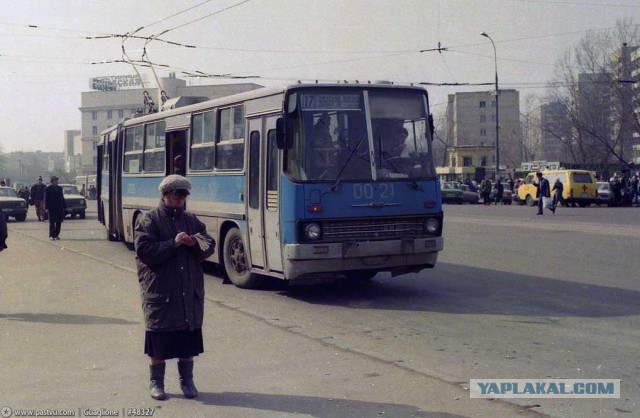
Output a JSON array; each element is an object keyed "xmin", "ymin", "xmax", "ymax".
[{"xmin": 276, "ymin": 118, "xmax": 293, "ymax": 149}]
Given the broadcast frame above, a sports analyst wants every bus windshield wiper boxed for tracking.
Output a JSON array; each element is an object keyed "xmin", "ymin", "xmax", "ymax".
[{"xmin": 331, "ymin": 134, "xmax": 367, "ymax": 191}]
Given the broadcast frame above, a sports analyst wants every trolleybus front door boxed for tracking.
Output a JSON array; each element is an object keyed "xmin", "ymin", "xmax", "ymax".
[{"xmin": 247, "ymin": 118, "xmax": 265, "ymax": 269}]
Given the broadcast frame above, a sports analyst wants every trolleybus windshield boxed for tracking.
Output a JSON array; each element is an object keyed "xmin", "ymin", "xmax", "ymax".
[{"xmin": 285, "ymin": 88, "xmax": 436, "ymax": 182}]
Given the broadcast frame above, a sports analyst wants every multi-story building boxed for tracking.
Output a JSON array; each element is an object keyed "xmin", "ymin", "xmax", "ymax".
[
  {"xmin": 78, "ymin": 73, "xmax": 262, "ymax": 175},
  {"xmin": 610, "ymin": 43, "xmax": 639, "ymax": 165},
  {"xmin": 63, "ymin": 130, "xmax": 81, "ymax": 173},
  {"xmin": 444, "ymin": 89, "xmax": 521, "ymax": 175},
  {"xmin": 530, "ymin": 101, "xmax": 572, "ymax": 162},
  {"xmin": 576, "ymin": 72, "xmax": 612, "ymax": 165}
]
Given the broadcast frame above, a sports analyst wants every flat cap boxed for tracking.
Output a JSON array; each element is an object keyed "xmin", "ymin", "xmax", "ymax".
[{"xmin": 159, "ymin": 175, "xmax": 191, "ymax": 195}]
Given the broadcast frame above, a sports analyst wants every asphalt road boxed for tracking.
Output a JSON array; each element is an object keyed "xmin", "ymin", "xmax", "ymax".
[{"xmin": 2, "ymin": 201, "xmax": 638, "ymax": 417}]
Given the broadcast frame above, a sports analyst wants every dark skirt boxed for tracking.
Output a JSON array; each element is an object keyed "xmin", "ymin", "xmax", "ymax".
[{"xmin": 144, "ymin": 328, "xmax": 204, "ymax": 359}]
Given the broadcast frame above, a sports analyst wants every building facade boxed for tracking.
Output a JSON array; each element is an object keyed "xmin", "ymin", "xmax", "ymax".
[
  {"xmin": 444, "ymin": 89, "xmax": 522, "ymax": 174},
  {"xmin": 63, "ymin": 130, "xmax": 81, "ymax": 173},
  {"xmin": 77, "ymin": 74, "xmax": 262, "ymax": 175},
  {"xmin": 530, "ymin": 101, "xmax": 572, "ymax": 162}
]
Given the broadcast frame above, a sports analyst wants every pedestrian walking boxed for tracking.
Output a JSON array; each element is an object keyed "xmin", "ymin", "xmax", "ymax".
[
  {"xmin": 30, "ymin": 176, "xmax": 46, "ymax": 222},
  {"xmin": 494, "ymin": 178, "xmax": 504, "ymax": 205},
  {"xmin": 44, "ymin": 176, "xmax": 66, "ymax": 240},
  {"xmin": 631, "ymin": 174, "xmax": 639, "ymax": 204},
  {"xmin": 134, "ymin": 175, "xmax": 215, "ymax": 401},
  {"xmin": 552, "ymin": 178, "xmax": 565, "ymax": 208},
  {"xmin": 534, "ymin": 171, "xmax": 553, "ymax": 215},
  {"xmin": 0, "ymin": 209, "xmax": 7, "ymax": 252},
  {"xmin": 481, "ymin": 178, "xmax": 492, "ymax": 206}
]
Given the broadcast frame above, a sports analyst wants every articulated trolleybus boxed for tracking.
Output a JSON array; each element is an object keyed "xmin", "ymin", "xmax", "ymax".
[{"xmin": 98, "ymin": 83, "xmax": 443, "ymax": 288}]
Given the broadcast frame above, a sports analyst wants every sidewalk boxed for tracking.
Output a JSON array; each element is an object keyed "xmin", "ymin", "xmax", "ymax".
[{"xmin": 0, "ymin": 227, "xmax": 541, "ymax": 418}]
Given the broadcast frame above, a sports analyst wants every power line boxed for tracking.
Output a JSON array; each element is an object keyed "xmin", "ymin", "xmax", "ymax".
[{"xmin": 503, "ymin": 0, "xmax": 640, "ymax": 8}]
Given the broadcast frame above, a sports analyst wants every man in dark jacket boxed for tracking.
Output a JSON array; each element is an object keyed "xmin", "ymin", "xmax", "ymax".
[
  {"xmin": 135, "ymin": 175, "xmax": 215, "ymax": 401},
  {"xmin": 552, "ymin": 178, "xmax": 565, "ymax": 208},
  {"xmin": 44, "ymin": 176, "xmax": 66, "ymax": 240},
  {"xmin": 0, "ymin": 209, "xmax": 7, "ymax": 252},
  {"xmin": 31, "ymin": 176, "xmax": 46, "ymax": 221},
  {"xmin": 534, "ymin": 171, "xmax": 553, "ymax": 215}
]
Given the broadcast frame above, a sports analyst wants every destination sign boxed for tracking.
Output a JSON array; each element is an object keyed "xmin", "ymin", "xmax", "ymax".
[{"xmin": 300, "ymin": 94, "xmax": 361, "ymax": 110}]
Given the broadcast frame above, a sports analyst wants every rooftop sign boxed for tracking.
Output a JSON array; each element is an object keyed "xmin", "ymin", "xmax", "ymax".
[{"xmin": 90, "ymin": 75, "xmax": 147, "ymax": 91}]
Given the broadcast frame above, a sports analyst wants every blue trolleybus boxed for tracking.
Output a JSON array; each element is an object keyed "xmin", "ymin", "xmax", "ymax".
[{"xmin": 97, "ymin": 84, "xmax": 443, "ymax": 288}]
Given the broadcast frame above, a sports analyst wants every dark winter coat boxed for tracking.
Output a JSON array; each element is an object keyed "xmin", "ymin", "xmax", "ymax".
[
  {"xmin": 44, "ymin": 184, "xmax": 66, "ymax": 222},
  {"xmin": 0, "ymin": 210, "xmax": 7, "ymax": 250},
  {"xmin": 535, "ymin": 178, "xmax": 551, "ymax": 198},
  {"xmin": 135, "ymin": 201, "xmax": 216, "ymax": 332},
  {"xmin": 31, "ymin": 183, "xmax": 46, "ymax": 201}
]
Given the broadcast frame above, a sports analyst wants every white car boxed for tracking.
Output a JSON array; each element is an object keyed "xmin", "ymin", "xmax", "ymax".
[{"xmin": 0, "ymin": 186, "xmax": 28, "ymax": 222}]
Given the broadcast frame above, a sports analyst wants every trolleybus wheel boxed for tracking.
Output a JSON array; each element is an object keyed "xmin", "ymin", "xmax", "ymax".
[{"xmin": 223, "ymin": 228, "xmax": 264, "ymax": 289}]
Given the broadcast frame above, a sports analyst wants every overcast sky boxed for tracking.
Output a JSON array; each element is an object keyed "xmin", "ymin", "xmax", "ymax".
[{"xmin": 1, "ymin": 0, "xmax": 639, "ymax": 153}]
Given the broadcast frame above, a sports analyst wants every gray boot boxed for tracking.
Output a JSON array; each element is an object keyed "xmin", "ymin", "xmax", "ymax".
[
  {"xmin": 149, "ymin": 363, "xmax": 167, "ymax": 400},
  {"xmin": 177, "ymin": 360, "xmax": 198, "ymax": 398}
]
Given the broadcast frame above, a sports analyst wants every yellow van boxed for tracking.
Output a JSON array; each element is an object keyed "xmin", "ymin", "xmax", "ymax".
[{"xmin": 517, "ymin": 170, "xmax": 597, "ymax": 207}]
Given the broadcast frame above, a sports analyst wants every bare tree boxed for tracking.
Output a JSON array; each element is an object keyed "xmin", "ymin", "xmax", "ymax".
[{"xmin": 547, "ymin": 18, "xmax": 640, "ymax": 168}]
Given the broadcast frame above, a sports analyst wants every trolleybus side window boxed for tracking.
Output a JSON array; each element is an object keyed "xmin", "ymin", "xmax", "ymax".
[
  {"xmin": 143, "ymin": 121, "xmax": 166, "ymax": 173},
  {"xmin": 266, "ymin": 129, "xmax": 279, "ymax": 211},
  {"xmin": 190, "ymin": 111, "xmax": 215, "ymax": 171},
  {"xmin": 248, "ymin": 131, "xmax": 260, "ymax": 209},
  {"xmin": 124, "ymin": 125, "xmax": 143, "ymax": 173},
  {"xmin": 102, "ymin": 134, "xmax": 109, "ymax": 173},
  {"xmin": 216, "ymin": 105, "xmax": 245, "ymax": 170}
]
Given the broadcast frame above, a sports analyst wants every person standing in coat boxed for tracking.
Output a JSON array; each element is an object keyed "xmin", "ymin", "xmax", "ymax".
[
  {"xmin": 0, "ymin": 209, "xmax": 8, "ymax": 252},
  {"xmin": 481, "ymin": 178, "xmax": 492, "ymax": 206},
  {"xmin": 494, "ymin": 178, "xmax": 504, "ymax": 205},
  {"xmin": 31, "ymin": 176, "xmax": 47, "ymax": 222},
  {"xmin": 135, "ymin": 175, "xmax": 215, "ymax": 401},
  {"xmin": 44, "ymin": 176, "xmax": 66, "ymax": 240},
  {"xmin": 552, "ymin": 178, "xmax": 565, "ymax": 208},
  {"xmin": 534, "ymin": 171, "xmax": 553, "ymax": 215}
]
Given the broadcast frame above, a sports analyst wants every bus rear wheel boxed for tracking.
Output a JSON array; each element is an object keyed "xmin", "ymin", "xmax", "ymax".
[{"xmin": 223, "ymin": 228, "xmax": 264, "ymax": 289}]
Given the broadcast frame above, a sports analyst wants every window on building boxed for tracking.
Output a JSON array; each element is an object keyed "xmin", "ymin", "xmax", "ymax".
[
  {"xmin": 190, "ymin": 110, "xmax": 215, "ymax": 171},
  {"xmin": 481, "ymin": 156, "xmax": 487, "ymax": 167},
  {"xmin": 479, "ymin": 101, "xmax": 486, "ymax": 108},
  {"xmin": 123, "ymin": 125, "xmax": 144, "ymax": 173},
  {"xmin": 92, "ymin": 141, "xmax": 96, "ymax": 151},
  {"xmin": 92, "ymin": 126, "xmax": 98, "ymax": 135},
  {"xmin": 480, "ymin": 115, "xmax": 486, "ymax": 123},
  {"xmin": 492, "ymin": 100, "xmax": 496, "ymax": 108},
  {"xmin": 450, "ymin": 156, "xmax": 456, "ymax": 167},
  {"xmin": 480, "ymin": 128, "xmax": 487, "ymax": 136},
  {"xmin": 107, "ymin": 110, "xmax": 113, "ymax": 119},
  {"xmin": 491, "ymin": 114, "xmax": 496, "ymax": 122},
  {"xmin": 216, "ymin": 105, "xmax": 245, "ymax": 170},
  {"xmin": 143, "ymin": 121, "xmax": 166, "ymax": 173},
  {"xmin": 463, "ymin": 157, "xmax": 473, "ymax": 167},
  {"xmin": 118, "ymin": 109, "xmax": 124, "ymax": 118},
  {"xmin": 92, "ymin": 111, "xmax": 97, "ymax": 120}
]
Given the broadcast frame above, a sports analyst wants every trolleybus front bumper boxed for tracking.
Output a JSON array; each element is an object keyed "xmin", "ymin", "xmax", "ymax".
[{"xmin": 283, "ymin": 236, "xmax": 444, "ymax": 281}]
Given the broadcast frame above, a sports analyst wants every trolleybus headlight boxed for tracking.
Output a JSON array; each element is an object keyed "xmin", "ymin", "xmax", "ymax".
[
  {"xmin": 304, "ymin": 223, "xmax": 322, "ymax": 240},
  {"xmin": 424, "ymin": 218, "xmax": 439, "ymax": 234}
]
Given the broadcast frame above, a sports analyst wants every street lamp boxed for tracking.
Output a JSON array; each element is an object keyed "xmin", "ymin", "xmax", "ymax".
[{"xmin": 480, "ymin": 31, "xmax": 500, "ymax": 179}]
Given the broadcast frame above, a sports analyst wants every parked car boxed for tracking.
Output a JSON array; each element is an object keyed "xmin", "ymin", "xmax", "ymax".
[
  {"xmin": 460, "ymin": 184, "xmax": 480, "ymax": 204},
  {"xmin": 61, "ymin": 184, "xmax": 87, "ymax": 219},
  {"xmin": 0, "ymin": 186, "xmax": 28, "ymax": 222},
  {"xmin": 441, "ymin": 181, "xmax": 463, "ymax": 204},
  {"xmin": 596, "ymin": 182, "xmax": 614, "ymax": 206}
]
